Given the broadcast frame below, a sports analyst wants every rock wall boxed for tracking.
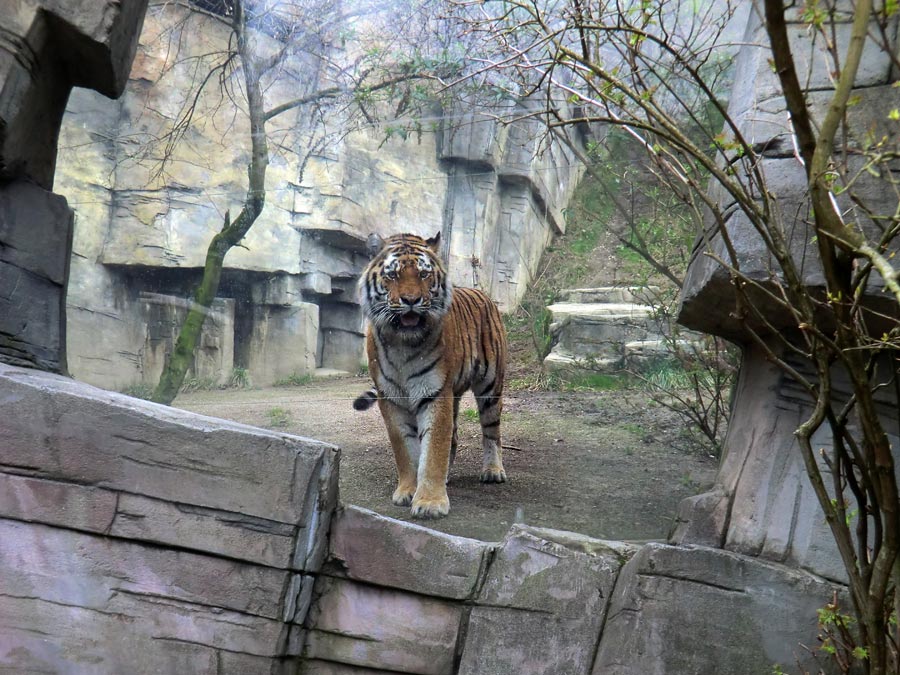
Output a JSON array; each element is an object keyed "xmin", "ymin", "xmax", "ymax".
[
  {"xmin": 675, "ymin": 3, "xmax": 900, "ymax": 582},
  {"xmin": 0, "ymin": 361, "xmax": 338, "ymax": 672},
  {"xmin": 0, "ymin": 0, "xmax": 148, "ymax": 373},
  {"xmin": 295, "ymin": 505, "xmax": 841, "ymax": 675},
  {"xmin": 56, "ymin": 3, "xmax": 583, "ymax": 391}
]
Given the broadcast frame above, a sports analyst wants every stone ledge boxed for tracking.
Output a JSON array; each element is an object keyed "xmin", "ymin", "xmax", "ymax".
[
  {"xmin": 0, "ymin": 362, "xmax": 337, "ymax": 529},
  {"xmin": 302, "ymin": 577, "xmax": 462, "ymax": 675},
  {"xmin": 325, "ymin": 505, "xmax": 493, "ymax": 600},
  {"xmin": 592, "ymin": 543, "xmax": 847, "ymax": 675}
]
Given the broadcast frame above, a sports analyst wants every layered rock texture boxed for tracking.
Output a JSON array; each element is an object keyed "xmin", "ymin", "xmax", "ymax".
[
  {"xmin": 55, "ymin": 3, "xmax": 583, "ymax": 391},
  {"xmin": 675, "ymin": 3, "xmax": 900, "ymax": 582},
  {"xmin": 0, "ymin": 0, "xmax": 148, "ymax": 373},
  {"xmin": 544, "ymin": 286, "xmax": 706, "ymax": 374},
  {"xmin": 1, "ymin": 1, "xmax": 891, "ymax": 673},
  {"xmin": 0, "ymin": 362, "xmax": 339, "ymax": 672},
  {"xmin": 297, "ymin": 506, "xmax": 838, "ymax": 675}
]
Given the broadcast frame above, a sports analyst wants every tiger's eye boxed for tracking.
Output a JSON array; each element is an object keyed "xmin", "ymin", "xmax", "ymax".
[
  {"xmin": 385, "ymin": 270, "xmax": 398, "ymax": 280},
  {"xmin": 419, "ymin": 270, "xmax": 430, "ymax": 279}
]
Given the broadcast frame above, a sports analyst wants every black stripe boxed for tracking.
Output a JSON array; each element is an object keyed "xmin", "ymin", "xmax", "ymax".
[
  {"xmin": 481, "ymin": 420, "xmax": 500, "ymax": 428},
  {"xmin": 416, "ymin": 395, "xmax": 436, "ymax": 415},
  {"xmin": 409, "ymin": 354, "xmax": 441, "ymax": 379}
]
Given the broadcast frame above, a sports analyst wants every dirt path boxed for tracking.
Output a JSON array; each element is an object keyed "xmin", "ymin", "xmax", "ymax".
[{"xmin": 177, "ymin": 377, "xmax": 717, "ymax": 543}]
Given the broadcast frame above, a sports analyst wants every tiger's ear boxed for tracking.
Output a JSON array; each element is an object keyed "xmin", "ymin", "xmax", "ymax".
[
  {"xmin": 425, "ymin": 232, "xmax": 441, "ymax": 253},
  {"xmin": 366, "ymin": 233, "xmax": 385, "ymax": 258}
]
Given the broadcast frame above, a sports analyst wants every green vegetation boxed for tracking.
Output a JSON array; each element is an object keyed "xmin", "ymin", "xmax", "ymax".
[
  {"xmin": 274, "ymin": 372, "xmax": 315, "ymax": 387},
  {"xmin": 228, "ymin": 367, "xmax": 251, "ymax": 389},
  {"xmin": 121, "ymin": 383, "xmax": 155, "ymax": 401},
  {"xmin": 461, "ymin": 408, "xmax": 479, "ymax": 422},
  {"xmin": 266, "ymin": 407, "xmax": 291, "ymax": 428},
  {"xmin": 179, "ymin": 375, "xmax": 218, "ymax": 393}
]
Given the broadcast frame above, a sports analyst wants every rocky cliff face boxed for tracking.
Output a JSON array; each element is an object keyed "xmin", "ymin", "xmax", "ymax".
[{"xmin": 56, "ymin": 3, "xmax": 583, "ymax": 391}]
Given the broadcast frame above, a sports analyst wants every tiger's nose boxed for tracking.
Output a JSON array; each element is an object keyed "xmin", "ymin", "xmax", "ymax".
[{"xmin": 400, "ymin": 295, "xmax": 420, "ymax": 306}]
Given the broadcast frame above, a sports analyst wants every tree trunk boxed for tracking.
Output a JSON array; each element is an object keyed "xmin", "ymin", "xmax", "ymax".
[{"xmin": 151, "ymin": 0, "xmax": 268, "ymax": 405}]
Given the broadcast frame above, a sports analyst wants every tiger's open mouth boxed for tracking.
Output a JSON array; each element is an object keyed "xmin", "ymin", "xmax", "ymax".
[{"xmin": 399, "ymin": 312, "xmax": 422, "ymax": 329}]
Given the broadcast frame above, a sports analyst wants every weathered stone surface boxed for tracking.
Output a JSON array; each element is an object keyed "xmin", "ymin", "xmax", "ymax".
[
  {"xmin": 141, "ymin": 293, "xmax": 236, "ymax": 387},
  {"xmin": 0, "ymin": 472, "xmax": 117, "ymax": 533},
  {"xmin": 246, "ymin": 301, "xmax": 319, "ymax": 385},
  {"xmin": 110, "ymin": 494, "xmax": 298, "ymax": 569},
  {"xmin": 303, "ymin": 578, "xmax": 462, "ymax": 675},
  {"xmin": 458, "ymin": 525, "xmax": 636, "ymax": 675},
  {"xmin": 0, "ymin": 519, "xmax": 287, "ymax": 620},
  {"xmin": 0, "ymin": 585, "xmax": 287, "ymax": 672},
  {"xmin": 460, "ymin": 609, "xmax": 600, "ymax": 675},
  {"xmin": 543, "ymin": 295, "xmax": 699, "ymax": 373},
  {"xmin": 54, "ymin": 2, "xmax": 584, "ymax": 390},
  {"xmin": 0, "ymin": 362, "xmax": 338, "ymax": 550},
  {"xmin": 592, "ymin": 543, "xmax": 844, "ymax": 675},
  {"xmin": 300, "ymin": 660, "xmax": 398, "ymax": 674},
  {"xmin": 0, "ymin": 0, "xmax": 148, "ymax": 188},
  {"xmin": 0, "ymin": 181, "xmax": 73, "ymax": 372},
  {"xmin": 326, "ymin": 505, "xmax": 492, "ymax": 600},
  {"xmin": 679, "ymin": 9, "xmax": 900, "ymax": 339},
  {"xmin": 477, "ymin": 524, "xmax": 634, "ymax": 614},
  {"xmin": 671, "ymin": 345, "xmax": 895, "ymax": 582}
]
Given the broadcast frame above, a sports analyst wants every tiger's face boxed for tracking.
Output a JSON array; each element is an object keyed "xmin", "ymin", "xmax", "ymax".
[{"xmin": 359, "ymin": 232, "xmax": 451, "ymax": 341}]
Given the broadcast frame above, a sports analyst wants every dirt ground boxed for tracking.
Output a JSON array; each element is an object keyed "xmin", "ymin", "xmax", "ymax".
[{"xmin": 176, "ymin": 376, "xmax": 718, "ymax": 543}]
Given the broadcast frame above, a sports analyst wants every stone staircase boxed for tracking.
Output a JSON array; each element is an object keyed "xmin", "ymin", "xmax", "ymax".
[{"xmin": 544, "ymin": 287, "xmax": 700, "ymax": 373}]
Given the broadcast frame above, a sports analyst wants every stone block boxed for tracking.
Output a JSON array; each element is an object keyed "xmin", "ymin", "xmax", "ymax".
[
  {"xmin": 592, "ymin": 543, "xmax": 845, "ymax": 675},
  {"xmin": 0, "ymin": 363, "xmax": 337, "ymax": 541},
  {"xmin": 0, "ymin": 0, "xmax": 148, "ymax": 187},
  {"xmin": 0, "ymin": 473, "xmax": 118, "ymax": 533},
  {"xmin": 459, "ymin": 609, "xmax": 599, "ymax": 675},
  {"xmin": 109, "ymin": 493, "xmax": 298, "ymax": 569},
  {"xmin": 252, "ymin": 274, "xmax": 305, "ymax": 306},
  {"xmin": 326, "ymin": 505, "xmax": 492, "ymax": 600},
  {"xmin": 0, "ymin": 181, "xmax": 73, "ymax": 372},
  {"xmin": 246, "ymin": 301, "xmax": 319, "ymax": 385},
  {"xmin": 300, "ymin": 660, "xmax": 398, "ymax": 674},
  {"xmin": 0, "ymin": 587, "xmax": 286, "ymax": 672},
  {"xmin": 477, "ymin": 525, "xmax": 636, "ymax": 615},
  {"xmin": 0, "ymin": 519, "xmax": 288, "ymax": 620},
  {"xmin": 303, "ymin": 578, "xmax": 461, "ymax": 675},
  {"xmin": 459, "ymin": 525, "xmax": 637, "ymax": 675}
]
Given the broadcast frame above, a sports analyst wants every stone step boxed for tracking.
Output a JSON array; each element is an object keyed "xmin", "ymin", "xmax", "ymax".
[
  {"xmin": 546, "ymin": 302, "xmax": 654, "ymax": 320},
  {"xmin": 560, "ymin": 286, "xmax": 661, "ymax": 305},
  {"xmin": 314, "ymin": 367, "xmax": 352, "ymax": 379}
]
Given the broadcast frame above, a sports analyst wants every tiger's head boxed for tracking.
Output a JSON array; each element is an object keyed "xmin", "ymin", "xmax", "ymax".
[{"xmin": 359, "ymin": 232, "xmax": 452, "ymax": 341}]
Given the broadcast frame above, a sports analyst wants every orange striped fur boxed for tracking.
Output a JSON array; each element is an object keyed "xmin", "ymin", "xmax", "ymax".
[{"xmin": 355, "ymin": 232, "xmax": 507, "ymax": 518}]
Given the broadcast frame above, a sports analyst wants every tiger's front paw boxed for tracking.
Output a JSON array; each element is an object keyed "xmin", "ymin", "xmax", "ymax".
[
  {"xmin": 392, "ymin": 484, "xmax": 416, "ymax": 507},
  {"xmin": 410, "ymin": 491, "xmax": 450, "ymax": 519},
  {"xmin": 480, "ymin": 466, "xmax": 507, "ymax": 483}
]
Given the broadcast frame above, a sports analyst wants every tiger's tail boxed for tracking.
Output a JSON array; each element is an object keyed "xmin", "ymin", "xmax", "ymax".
[{"xmin": 353, "ymin": 387, "xmax": 378, "ymax": 411}]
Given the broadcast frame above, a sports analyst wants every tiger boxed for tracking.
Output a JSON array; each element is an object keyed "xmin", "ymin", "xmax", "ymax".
[{"xmin": 353, "ymin": 231, "xmax": 507, "ymax": 519}]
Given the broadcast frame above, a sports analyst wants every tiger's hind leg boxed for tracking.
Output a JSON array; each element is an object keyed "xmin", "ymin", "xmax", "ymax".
[{"xmin": 475, "ymin": 384, "xmax": 506, "ymax": 484}]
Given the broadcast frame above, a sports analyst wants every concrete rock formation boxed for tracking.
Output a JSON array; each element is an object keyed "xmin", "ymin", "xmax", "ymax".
[
  {"xmin": 0, "ymin": 0, "xmax": 149, "ymax": 373},
  {"xmin": 675, "ymin": 3, "xmax": 900, "ymax": 583},
  {"xmin": 296, "ymin": 506, "xmax": 838, "ymax": 675},
  {"xmin": 56, "ymin": 3, "xmax": 584, "ymax": 391},
  {"xmin": 0, "ymin": 0, "xmax": 886, "ymax": 673},
  {"xmin": 544, "ymin": 287, "xmax": 705, "ymax": 373},
  {"xmin": 0, "ymin": 362, "xmax": 339, "ymax": 671}
]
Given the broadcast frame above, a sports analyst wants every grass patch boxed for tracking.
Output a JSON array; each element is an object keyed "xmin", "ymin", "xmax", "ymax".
[
  {"xmin": 121, "ymin": 383, "xmax": 154, "ymax": 400},
  {"xmin": 228, "ymin": 367, "xmax": 251, "ymax": 389},
  {"xmin": 461, "ymin": 408, "xmax": 479, "ymax": 422},
  {"xmin": 180, "ymin": 375, "xmax": 218, "ymax": 393},
  {"xmin": 266, "ymin": 407, "xmax": 291, "ymax": 428},
  {"xmin": 275, "ymin": 372, "xmax": 315, "ymax": 387}
]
